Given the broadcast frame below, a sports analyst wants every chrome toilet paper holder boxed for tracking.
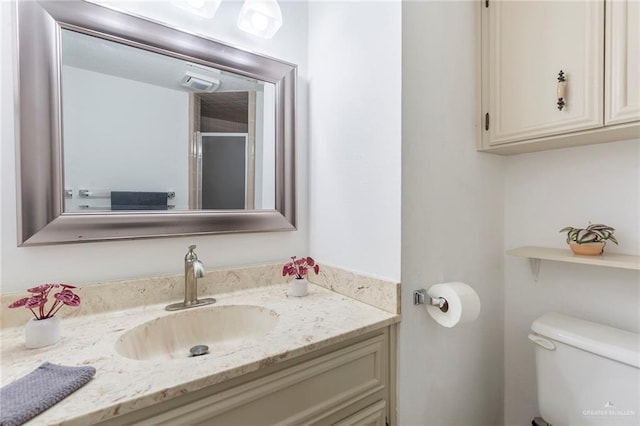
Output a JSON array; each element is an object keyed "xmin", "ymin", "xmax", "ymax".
[{"xmin": 413, "ymin": 289, "xmax": 449, "ymax": 312}]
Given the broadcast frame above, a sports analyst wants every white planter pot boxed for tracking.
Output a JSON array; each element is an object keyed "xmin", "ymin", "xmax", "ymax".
[
  {"xmin": 25, "ymin": 316, "xmax": 61, "ymax": 349},
  {"xmin": 288, "ymin": 278, "xmax": 309, "ymax": 297}
]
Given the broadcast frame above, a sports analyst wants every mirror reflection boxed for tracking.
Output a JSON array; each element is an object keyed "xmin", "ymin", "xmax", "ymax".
[{"xmin": 61, "ymin": 29, "xmax": 276, "ymax": 212}]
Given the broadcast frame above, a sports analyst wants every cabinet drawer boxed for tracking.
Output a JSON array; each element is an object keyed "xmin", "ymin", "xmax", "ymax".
[
  {"xmin": 333, "ymin": 400, "xmax": 387, "ymax": 426},
  {"xmin": 135, "ymin": 334, "xmax": 386, "ymax": 425}
]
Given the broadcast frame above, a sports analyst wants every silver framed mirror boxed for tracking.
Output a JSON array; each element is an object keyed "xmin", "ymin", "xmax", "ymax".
[{"xmin": 14, "ymin": 0, "xmax": 296, "ymax": 246}]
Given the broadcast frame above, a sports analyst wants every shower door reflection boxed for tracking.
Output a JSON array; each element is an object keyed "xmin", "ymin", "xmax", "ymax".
[{"xmin": 197, "ymin": 133, "xmax": 254, "ymax": 210}]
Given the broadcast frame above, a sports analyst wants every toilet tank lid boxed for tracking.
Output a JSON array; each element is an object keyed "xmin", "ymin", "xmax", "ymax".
[{"xmin": 531, "ymin": 312, "xmax": 640, "ymax": 369}]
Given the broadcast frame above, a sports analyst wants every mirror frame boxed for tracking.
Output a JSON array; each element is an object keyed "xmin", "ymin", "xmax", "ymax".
[{"xmin": 15, "ymin": 0, "xmax": 296, "ymax": 246}]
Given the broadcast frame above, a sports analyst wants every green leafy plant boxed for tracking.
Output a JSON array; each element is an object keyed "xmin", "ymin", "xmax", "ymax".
[{"xmin": 560, "ymin": 223, "xmax": 618, "ymax": 245}]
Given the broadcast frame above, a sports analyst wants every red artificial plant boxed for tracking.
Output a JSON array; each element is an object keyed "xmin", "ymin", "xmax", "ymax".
[
  {"xmin": 282, "ymin": 256, "xmax": 320, "ymax": 280},
  {"xmin": 8, "ymin": 284, "xmax": 81, "ymax": 320}
]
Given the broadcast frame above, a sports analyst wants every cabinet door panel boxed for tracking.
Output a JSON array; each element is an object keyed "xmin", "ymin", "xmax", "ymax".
[
  {"xmin": 488, "ymin": 0, "xmax": 604, "ymax": 145},
  {"xmin": 333, "ymin": 400, "xmax": 386, "ymax": 426},
  {"xmin": 605, "ymin": 0, "xmax": 640, "ymax": 125}
]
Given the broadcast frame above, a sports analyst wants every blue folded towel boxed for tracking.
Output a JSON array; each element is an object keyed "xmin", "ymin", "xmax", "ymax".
[{"xmin": 0, "ymin": 362, "xmax": 96, "ymax": 426}]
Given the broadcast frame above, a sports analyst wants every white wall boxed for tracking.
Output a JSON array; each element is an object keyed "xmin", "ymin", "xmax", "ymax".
[
  {"xmin": 307, "ymin": 1, "xmax": 402, "ymax": 282},
  {"xmin": 503, "ymin": 139, "xmax": 640, "ymax": 424},
  {"xmin": 1, "ymin": 0, "xmax": 309, "ymax": 293},
  {"xmin": 62, "ymin": 66, "xmax": 189, "ymax": 211},
  {"xmin": 0, "ymin": 3, "xmax": 4, "ymax": 290},
  {"xmin": 401, "ymin": 1, "xmax": 506, "ymax": 425},
  {"xmin": 259, "ymin": 84, "xmax": 276, "ymax": 210}
]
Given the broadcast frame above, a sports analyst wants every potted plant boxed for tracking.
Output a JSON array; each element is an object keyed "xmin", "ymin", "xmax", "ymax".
[
  {"xmin": 282, "ymin": 256, "xmax": 320, "ymax": 297},
  {"xmin": 560, "ymin": 223, "xmax": 618, "ymax": 256},
  {"xmin": 8, "ymin": 284, "xmax": 81, "ymax": 349}
]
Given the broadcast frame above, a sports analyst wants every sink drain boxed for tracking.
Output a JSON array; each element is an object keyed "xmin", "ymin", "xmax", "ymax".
[{"xmin": 190, "ymin": 345, "xmax": 209, "ymax": 357}]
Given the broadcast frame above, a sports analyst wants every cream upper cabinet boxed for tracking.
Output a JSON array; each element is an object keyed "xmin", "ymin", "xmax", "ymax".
[
  {"xmin": 605, "ymin": 0, "xmax": 640, "ymax": 125},
  {"xmin": 487, "ymin": 0, "xmax": 604, "ymax": 145},
  {"xmin": 479, "ymin": 0, "xmax": 640, "ymax": 155}
]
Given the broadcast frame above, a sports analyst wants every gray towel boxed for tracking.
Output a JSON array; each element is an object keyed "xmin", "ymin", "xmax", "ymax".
[
  {"xmin": 110, "ymin": 191, "xmax": 168, "ymax": 210},
  {"xmin": 0, "ymin": 362, "xmax": 95, "ymax": 426}
]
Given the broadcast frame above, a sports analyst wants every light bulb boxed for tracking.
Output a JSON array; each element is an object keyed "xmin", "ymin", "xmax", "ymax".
[
  {"xmin": 172, "ymin": 0, "xmax": 221, "ymax": 18},
  {"xmin": 251, "ymin": 12, "xmax": 269, "ymax": 32},
  {"xmin": 237, "ymin": 0, "xmax": 283, "ymax": 39},
  {"xmin": 186, "ymin": 0, "xmax": 206, "ymax": 8}
]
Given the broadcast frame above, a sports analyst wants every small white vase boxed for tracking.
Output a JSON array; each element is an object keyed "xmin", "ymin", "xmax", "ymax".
[
  {"xmin": 25, "ymin": 316, "xmax": 61, "ymax": 349},
  {"xmin": 288, "ymin": 277, "xmax": 309, "ymax": 297}
]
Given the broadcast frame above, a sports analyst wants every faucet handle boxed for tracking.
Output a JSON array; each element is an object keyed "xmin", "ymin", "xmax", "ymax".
[{"xmin": 185, "ymin": 245, "xmax": 198, "ymax": 261}]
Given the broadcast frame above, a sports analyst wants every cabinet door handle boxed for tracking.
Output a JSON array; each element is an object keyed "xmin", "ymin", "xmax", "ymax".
[{"xmin": 557, "ymin": 70, "xmax": 567, "ymax": 111}]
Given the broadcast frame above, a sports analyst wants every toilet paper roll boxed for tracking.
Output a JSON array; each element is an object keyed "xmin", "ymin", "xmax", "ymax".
[{"xmin": 426, "ymin": 282, "xmax": 481, "ymax": 328}]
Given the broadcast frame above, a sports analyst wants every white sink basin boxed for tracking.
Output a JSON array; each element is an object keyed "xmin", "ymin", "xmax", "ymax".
[{"xmin": 115, "ymin": 305, "xmax": 279, "ymax": 361}]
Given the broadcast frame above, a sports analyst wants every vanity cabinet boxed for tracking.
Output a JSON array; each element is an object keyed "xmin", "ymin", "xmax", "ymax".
[
  {"xmin": 478, "ymin": 0, "xmax": 640, "ymax": 154},
  {"xmin": 95, "ymin": 328, "xmax": 395, "ymax": 426}
]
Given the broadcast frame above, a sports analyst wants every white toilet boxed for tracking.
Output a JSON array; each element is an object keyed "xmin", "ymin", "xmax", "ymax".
[{"xmin": 529, "ymin": 312, "xmax": 640, "ymax": 426}]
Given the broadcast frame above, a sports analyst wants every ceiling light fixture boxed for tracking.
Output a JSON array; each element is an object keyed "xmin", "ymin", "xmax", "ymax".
[
  {"xmin": 237, "ymin": 0, "xmax": 283, "ymax": 39},
  {"xmin": 171, "ymin": 0, "xmax": 221, "ymax": 19}
]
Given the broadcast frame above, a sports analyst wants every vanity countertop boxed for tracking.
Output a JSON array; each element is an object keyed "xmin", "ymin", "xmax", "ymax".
[{"xmin": 0, "ymin": 284, "xmax": 399, "ymax": 425}]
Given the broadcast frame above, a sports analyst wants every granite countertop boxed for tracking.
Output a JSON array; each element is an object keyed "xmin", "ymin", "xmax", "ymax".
[{"xmin": 1, "ymin": 283, "xmax": 400, "ymax": 425}]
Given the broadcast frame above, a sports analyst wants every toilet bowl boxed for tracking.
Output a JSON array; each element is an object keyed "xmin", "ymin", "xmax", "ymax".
[{"xmin": 529, "ymin": 312, "xmax": 640, "ymax": 426}]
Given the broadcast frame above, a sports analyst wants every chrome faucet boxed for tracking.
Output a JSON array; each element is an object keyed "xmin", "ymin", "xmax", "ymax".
[{"xmin": 166, "ymin": 245, "xmax": 216, "ymax": 311}]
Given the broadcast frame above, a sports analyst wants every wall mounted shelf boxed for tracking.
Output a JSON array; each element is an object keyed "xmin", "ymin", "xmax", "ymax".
[{"xmin": 507, "ymin": 246, "xmax": 640, "ymax": 281}]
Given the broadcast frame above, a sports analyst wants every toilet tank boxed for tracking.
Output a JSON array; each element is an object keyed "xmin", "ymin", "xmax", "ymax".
[{"xmin": 529, "ymin": 312, "xmax": 640, "ymax": 426}]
